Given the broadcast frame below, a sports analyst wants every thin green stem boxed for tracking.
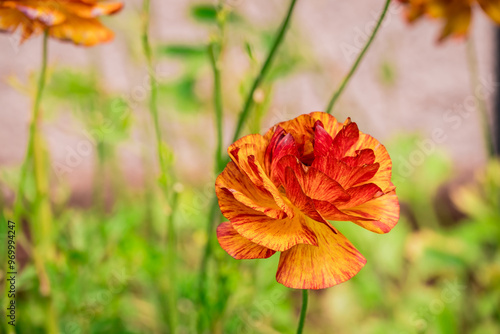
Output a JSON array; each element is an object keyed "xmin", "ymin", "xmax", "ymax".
[
  {"xmin": 165, "ymin": 190, "xmax": 179, "ymax": 332},
  {"xmin": 232, "ymin": 0, "xmax": 298, "ymax": 142},
  {"xmin": 325, "ymin": 0, "xmax": 390, "ymax": 114},
  {"xmin": 142, "ymin": 1, "xmax": 177, "ymax": 333},
  {"xmin": 196, "ymin": 196, "xmax": 221, "ymax": 333},
  {"xmin": 142, "ymin": 0, "xmax": 168, "ymax": 181},
  {"xmin": 209, "ymin": 42, "xmax": 225, "ymax": 173},
  {"xmin": 296, "ymin": 290, "xmax": 309, "ymax": 334},
  {"xmin": 14, "ymin": 30, "xmax": 49, "ymax": 220},
  {"xmin": 466, "ymin": 37, "xmax": 495, "ymax": 158},
  {"xmin": 33, "ymin": 32, "xmax": 49, "ymax": 142}
]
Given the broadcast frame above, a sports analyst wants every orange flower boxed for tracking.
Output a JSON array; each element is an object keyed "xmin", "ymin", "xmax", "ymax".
[
  {"xmin": 399, "ymin": 0, "xmax": 500, "ymax": 41},
  {"xmin": 215, "ymin": 112, "xmax": 400, "ymax": 289},
  {"xmin": 0, "ymin": 0, "xmax": 123, "ymax": 46}
]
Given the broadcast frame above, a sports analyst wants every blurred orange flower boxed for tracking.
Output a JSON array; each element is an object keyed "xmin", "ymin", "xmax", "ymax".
[
  {"xmin": 216, "ymin": 112, "xmax": 399, "ymax": 289},
  {"xmin": 399, "ymin": 0, "xmax": 500, "ymax": 41},
  {"xmin": 0, "ymin": 0, "xmax": 123, "ymax": 46}
]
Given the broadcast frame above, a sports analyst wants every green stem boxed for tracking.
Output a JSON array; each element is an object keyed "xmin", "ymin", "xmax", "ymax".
[
  {"xmin": 15, "ymin": 30, "xmax": 59, "ymax": 334},
  {"xmin": 209, "ymin": 42, "xmax": 225, "ymax": 173},
  {"xmin": 196, "ymin": 196, "xmax": 221, "ymax": 333},
  {"xmin": 296, "ymin": 290, "xmax": 309, "ymax": 334},
  {"xmin": 165, "ymin": 190, "xmax": 179, "ymax": 332},
  {"xmin": 465, "ymin": 37, "xmax": 495, "ymax": 158},
  {"xmin": 141, "ymin": 1, "xmax": 177, "ymax": 332},
  {"xmin": 142, "ymin": 0, "xmax": 168, "ymax": 181},
  {"xmin": 232, "ymin": 0, "xmax": 299, "ymax": 142},
  {"xmin": 325, "ymin": 0, "xmax": 390, "ymax": 114},
  {"xmin": 14, "ymin": 30, "xmax": 49, "ymax": 220}
]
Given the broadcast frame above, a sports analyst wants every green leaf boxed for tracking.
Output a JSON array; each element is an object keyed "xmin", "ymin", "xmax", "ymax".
[
  {"xmin": 190, "ymin": 4, "xmax": 217, "ymax": 23},
  {"xmin": 157, "ymin": 44, "xmax": 207, "ymax": 58},
  {"xmin": 190, "ymin": 4, "xmax": 241, "ymax": 24}
]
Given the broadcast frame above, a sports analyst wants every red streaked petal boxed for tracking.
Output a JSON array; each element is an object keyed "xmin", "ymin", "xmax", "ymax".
[
  {"xmin": 217, "ymin": 222, "xmax": 276, "ymax": 259},
  {"xmin": 350, "ymin": 163, "xmax": 380, "ymax": 186},
  {"xmin": 264, "ymin": 114, "xmax": 317, "ymax": 163},
  {"xmin": 228, "ymin": 134, "xmax": 268, "ymax": 166},
  {"xmin": 346, "ymin": 133, "xmax": 393, "ymax": 191},
  {"xmin": 273, "ymin": 154, "xmax": 304, "ymax": 187},
  {"xmin": 312, "ymin": 154, "xmax": 380, "ymax": 189},
  {"xmin": 308, "ymin": 112, "xmax": 344, "ymax": 139},
  {"xmin": 216, "ymin": 161, "xmax": 286, "ymax": 219},
  {"xmin": 330, "ymin": 122, "xmax": 360, "ymax": 159},
  {"xmin": 335, "ymin": 183, "xmax": 382, "ymax": 209},
  {"xmin": 269, "ymin": 133, "xmax": 299, "ymax": 183},
  {"xmin": 342, "ymin": 149, "xmax": 376, "ymax": 166},
  {"xmin": 247, "ymin": 155, "xmax": 294, "ymax": 218},
  {"xmin": 264, "ymin": 114, "xmax": 316, "ymax": 141},
  {"xmin": 230, "ymin": 145, "xmax": 263, "ymax": 186},
  {"xmin": 313, "ymin": 120, "xmax": 333, "ymax": 157},
  {"xmin": 342, "ymin": 190, "xmax": 400, "ymax": 233},
  {"xmin": 282, "ymin": 167, "xmax": 328, "ymax": 224},
  {"xmin": 302, "ymin": 167, "xmax": 349, "ymax": 203},
  {"xmin": 276, "ymin": 221, "xmax": 366, "ymax": 289},
  {"xmin": 312, "ymin": 199, "xmax": 357, "ymax": 221},
  {"xmin": 228, "ymin": 146, "xmax": 295, "ymax": 218},
  {"xmin": 264, "ymin": 126, "xmax": 285, "ymax": 174},
  {"xmin": 274, "ymin": 155, "xmax": 350, "ymax": 204},
  {"xmin": 216, "ymin": 187, "xmax": 317, "ymax": 252},
  {"xmin": 312, "ymin": 155, "xmax": 379, "ymax": 189}
]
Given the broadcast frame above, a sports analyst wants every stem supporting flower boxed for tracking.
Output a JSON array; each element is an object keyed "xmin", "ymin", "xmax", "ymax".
[
  {"xmin": 325, "ymin": 0, "xmax": 390, "ymax": 114},
  {"xmin": 296, "ymin": 289, "xmax": 309, "ymax": 334}
]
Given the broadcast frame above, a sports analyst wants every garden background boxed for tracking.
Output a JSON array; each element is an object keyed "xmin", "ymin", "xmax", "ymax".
[{"xmin": 0, "ymin": 0, "xmax": 499, "ymax": 333}]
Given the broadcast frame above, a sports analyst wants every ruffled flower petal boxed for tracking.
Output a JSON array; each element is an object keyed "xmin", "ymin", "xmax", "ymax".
[
  {"xmin": 342, "ymin": 189, "xmax": 400, "ymax": 234},
  {"xmin": 216, "ymin": 186, "xmax": 318, "ymax": 252},
  {"xmin": 216, "ymin": 161, "xmax": 285, "ymax": 219},
  {"xmin": 276, "ymin": 221, "xmax": 366, "ymax": 289},
  {"xmin": 217, "ymin": 222, "xmax": 276, "ymax": 259},
  {"xmin": 49, "ymin": 15, "xmax": 115, "ymax": 46}
]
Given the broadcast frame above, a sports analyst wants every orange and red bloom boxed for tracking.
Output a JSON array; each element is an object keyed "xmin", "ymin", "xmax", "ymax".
[
  {"xmin": 399, "ymin": 0, "xmax": 500, "ymax": 41},
  {"xmin": 215, "ymin": 112, "xmax": 399, "ymax": 289},
  {"xmin": 0, "ymin": 0, "xmax": 123, "ymax": 46}
]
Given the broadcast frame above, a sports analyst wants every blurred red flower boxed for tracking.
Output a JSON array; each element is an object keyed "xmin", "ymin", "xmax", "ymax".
[
  {"xmin": 215, "ymin": 112, "xmax": 399, "ymax": 289},
  {"xmin": 0, "ymin": 0, "xmax": 123, "ymax": 46}
]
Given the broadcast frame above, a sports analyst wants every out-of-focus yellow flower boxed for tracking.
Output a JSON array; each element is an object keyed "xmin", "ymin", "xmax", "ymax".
[
  {"xmin": 399, "ymin": 0, "xmax": 500, "ymax": 41},
  {"xmin": 215, "ymin": 112, "xmax": 400, "ymax": 289},
  {"xmin": 0, "ymin": 0, "xmax": 123, "ymax": 46}
]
